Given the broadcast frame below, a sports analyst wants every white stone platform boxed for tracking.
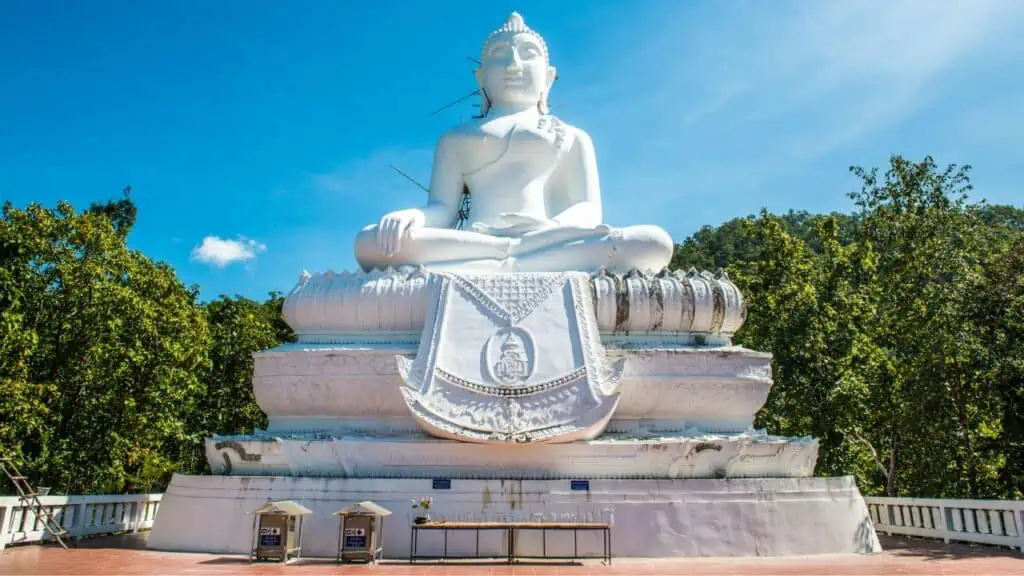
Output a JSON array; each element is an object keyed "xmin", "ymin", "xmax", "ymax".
[
  {"xmin": 206, "ymin": 430, "xmax": 818, "ymax": 479},
  {"xmin": 251, "ymin": 344, "xmax": 773, "ymax": 436},
  {"xmin": 147, "ymin": 474, "xmax": 881, "ymax": 558}
]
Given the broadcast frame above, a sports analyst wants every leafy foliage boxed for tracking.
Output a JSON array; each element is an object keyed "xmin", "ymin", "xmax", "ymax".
[
  {"xmin": 676, "ymin": 156, "xmax": 1023, "ymax": 499},
  {"xmin": 0, "ymin": 197, "xmax": 292, "ymax": 494}
]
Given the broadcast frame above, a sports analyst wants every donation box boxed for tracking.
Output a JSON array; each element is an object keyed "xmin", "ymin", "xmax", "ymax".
[
  {"xmin": 341, "ymin": 515, "xmax": 376, "ymax": 561},
  {"xmin": 334, "ymin": 500, "xmax": 392, "ymax": 563},
  {"xmin": 248, "ymin": 500, "xmax": 312, "ymax": 564},
  {"xmin": 255, "ymin": 514, "xmax": 294, "ymax": 561}
]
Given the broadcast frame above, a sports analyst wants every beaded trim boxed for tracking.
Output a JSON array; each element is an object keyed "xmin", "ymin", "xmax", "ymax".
[{"xmin": 436, "ymin": 366, "xmax": 587, "ymax": 398}]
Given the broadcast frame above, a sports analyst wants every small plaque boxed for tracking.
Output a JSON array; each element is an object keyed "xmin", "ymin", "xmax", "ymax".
[
  {"xmin": 432, "ymin": 478, "xmax": 452, "ymax": 490},
  {"xmin": 259, "ymin": 534, "xmax": 282, "ymax": 547},
  {"xmin": 345, "ymin": 535, "xmax": 368, "ymax": 549},
  {"xmin": 570, "ymin": 479, "xmax": 590, "ymax": 491}
]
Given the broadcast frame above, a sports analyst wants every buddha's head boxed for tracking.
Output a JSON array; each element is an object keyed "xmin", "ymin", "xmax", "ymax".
[{"xmin": 477, "ymin": 12, "xmax": 556, "ymax": 116}]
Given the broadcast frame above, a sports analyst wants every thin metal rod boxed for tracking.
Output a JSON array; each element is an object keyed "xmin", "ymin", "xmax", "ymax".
[
  {"xmin": 388, "ymin": 164, "xmax": 428, "ymax": 192},
  {"xmin": 430, "ymin": 89, "xmax": 481, "ymax": 117}
]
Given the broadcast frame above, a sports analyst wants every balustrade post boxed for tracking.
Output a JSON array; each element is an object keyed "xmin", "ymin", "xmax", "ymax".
[
  {"xmin": 1017, "ymin": 504, "xmax": 1024, "ymax": 552},
  {"xmin": 939, "ymin": 506, "xmax": 950, "ymax": 544},
  {"xmin": 71, "ymin": 502, "xmax": 87, "ymax": 539},
  {"xmin": 131, "ymin": 499, "xmax": 143, "ymax": 533},
  {"xmin": 0, "ymin": 501, "xmax": 11, "ymax": 552}
]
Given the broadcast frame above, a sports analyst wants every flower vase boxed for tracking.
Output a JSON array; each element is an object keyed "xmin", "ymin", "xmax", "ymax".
[{"xmin": 414, "ymin": 514, "xmax": 430, "ymax": 525}]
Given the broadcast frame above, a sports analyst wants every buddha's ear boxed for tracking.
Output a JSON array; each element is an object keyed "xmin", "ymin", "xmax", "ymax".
[
  {"xmin": 546, "ymin": 66, "xmax": 557, "ymax": 90},
  {"xmin": 474, "ymin": 68, "xmax": 490, "ymax": 116}
]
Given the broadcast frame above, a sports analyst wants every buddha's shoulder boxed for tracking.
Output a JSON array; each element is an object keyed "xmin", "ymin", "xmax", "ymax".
[
  {"xmin": 550, "ymin": 118, "xmax": 591, "ymax": 147},
  {"xmin": 432, "ymin": 122, "xmax": 483, "ymax": 151},
  {"xmin": 541, "ymin": 117, "xmax": 593, "ymax": 154},
  {"xmin": 439, "ymin": 122, "xmax": 481, "ymax": 141}
]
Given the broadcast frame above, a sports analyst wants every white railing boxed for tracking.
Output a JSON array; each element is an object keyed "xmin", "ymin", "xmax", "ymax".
[
  {"xmin": 866, "ymin": 496, "xmax": 1024, "ymax": 552},
  {"xmin": 0, "ymin": 493, "xmax": 162, "ymax": 550}
]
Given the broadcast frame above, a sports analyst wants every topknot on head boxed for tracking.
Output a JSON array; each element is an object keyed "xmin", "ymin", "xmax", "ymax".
[
  {"xmin": 505, "ymin": 11, "xmax": 526, "ymax": 30},
  {"xmin": 481, "ymin": 12, "xmax": 549, "ymax": 63}
]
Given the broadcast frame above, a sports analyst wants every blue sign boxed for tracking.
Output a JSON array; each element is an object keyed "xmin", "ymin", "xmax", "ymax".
[
  {"xmin": 570, "ymin": 480, "xmax": 590, "ymax": 491},
  {"xmin": 345, "ymin": 535, "xmax": 367, "ymax": 549},
  {"xmin": 260, "ymin": 534, "xmax": 281, "ymax": 547},
  {"xmin": 432, "ymin": 478, "xmax": 451, "ymax": 490}
]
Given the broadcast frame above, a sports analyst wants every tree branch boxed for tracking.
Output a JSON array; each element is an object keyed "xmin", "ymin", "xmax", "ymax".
[{"xmin": 850, "ymin": 430, "xmax": 890, "ymax": 482}]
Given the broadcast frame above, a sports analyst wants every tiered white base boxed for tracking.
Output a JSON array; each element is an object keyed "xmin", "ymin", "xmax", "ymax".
[
  {"xmin": 249, "ymin": 344, "xmax": 775, "ymax": 436},
  {"xmin": 147, "ymin": 474, "xmax": 881, "ymax": 558},
  {"xmin": 207, "ymin": 431, "xmax": 818, "ymax": 479}
]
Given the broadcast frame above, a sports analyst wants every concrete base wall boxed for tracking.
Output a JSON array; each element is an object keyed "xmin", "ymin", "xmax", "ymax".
[
  {"xmin": 147, "ymin": 474, "xmax": 880, "ymax": 559},
  {"xmin": 205, "ymin": 432, "xmax": 818, "ymax": 479}
]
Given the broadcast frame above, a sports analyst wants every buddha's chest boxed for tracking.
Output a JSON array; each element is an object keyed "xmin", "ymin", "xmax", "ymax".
[{"xmin": 461, "ymin": 116, "xmax": 568, "ymax": 176}]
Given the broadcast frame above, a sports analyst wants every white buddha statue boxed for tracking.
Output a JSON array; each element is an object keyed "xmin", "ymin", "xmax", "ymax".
[{"xmin": 355, "ymin": 12, "xmax": 673, "ymax": 274}]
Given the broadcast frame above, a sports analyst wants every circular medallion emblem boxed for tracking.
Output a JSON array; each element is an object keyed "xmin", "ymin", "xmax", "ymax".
[{"xmin": 484, "ymin": 326, "xmax": 536, "ymax": 385}]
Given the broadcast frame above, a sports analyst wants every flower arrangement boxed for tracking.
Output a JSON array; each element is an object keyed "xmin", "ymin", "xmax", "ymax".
[{"xmin": 411, "ymin": 497, "xmax": 433, "ymax": 524}]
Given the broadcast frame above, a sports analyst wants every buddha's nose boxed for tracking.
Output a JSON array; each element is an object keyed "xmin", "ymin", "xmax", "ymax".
[{"xmin": 505, "ymin": 51, "xmax": 522, "ymax": 71}]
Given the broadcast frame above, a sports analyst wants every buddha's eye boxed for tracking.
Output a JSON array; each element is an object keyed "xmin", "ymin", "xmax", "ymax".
[
  {"xmin": 488, "ymin": 44, "xmax": 511, "ymax": 59},
  {"xmin": 519, "ymin": 44, "xmax": 540, "ymax": 58}
]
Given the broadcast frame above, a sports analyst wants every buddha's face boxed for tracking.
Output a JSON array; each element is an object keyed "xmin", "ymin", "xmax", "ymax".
[{"xmin": 477, "ymin": 31, "xmax": 555, "ymax": 111}]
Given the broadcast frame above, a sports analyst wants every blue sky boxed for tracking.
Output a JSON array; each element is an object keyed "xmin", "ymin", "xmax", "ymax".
[{"xmin": 2, "ymin": 0, "xmax": 1022, "ymax": 301}]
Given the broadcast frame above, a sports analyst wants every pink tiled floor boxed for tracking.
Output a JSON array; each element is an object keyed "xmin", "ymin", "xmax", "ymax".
[{"xmin": 1, "ymin": 534, "xmax": 1022, "ymax": 575}]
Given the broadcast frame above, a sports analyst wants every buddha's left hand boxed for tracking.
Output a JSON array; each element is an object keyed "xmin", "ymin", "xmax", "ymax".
[
  {"xmin": 500, "ymin": 212, "xmax": 557, "ymax": 232},
  {"xmin": 503, "ymin": 213, "xmax": 612, "ymax": 237},
  {"xmin": 509, "ymin": 223, "xmax": 613, "ymax": 255},
  {"xmin": 473, "ymin": 212, "xmax": 556, "ymax": 236}
]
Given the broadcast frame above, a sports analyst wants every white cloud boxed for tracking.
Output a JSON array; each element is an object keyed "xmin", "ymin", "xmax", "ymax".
[
  {"xmin": 190, "ymin": 236, "xmax": 267, "ymax": 268},
  {"xmin": 632, "ymin": 0, "xmax": 1021, "ymax": 156}
]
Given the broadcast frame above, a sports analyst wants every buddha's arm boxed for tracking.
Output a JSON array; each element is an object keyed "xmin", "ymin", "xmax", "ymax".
[
  {"xmin": 549, "ymin": 129, "xmax": 603, "ymax": 228},
  {"xmin": 421, "ymin": 134, "xmax": 465, "ymax": 228}
]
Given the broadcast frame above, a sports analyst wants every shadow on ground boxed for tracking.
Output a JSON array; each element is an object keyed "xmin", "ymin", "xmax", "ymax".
[
  {"xmin": 200, "ymin": 556, "xmax": 586, "ymax": 566},
  {"xmin": 6, "ymin": 532, "xmax": 150, "ymax": 552},
  {"xmin": 880, "ymin": 534, "xmax": 1022, "ymax": 560}
]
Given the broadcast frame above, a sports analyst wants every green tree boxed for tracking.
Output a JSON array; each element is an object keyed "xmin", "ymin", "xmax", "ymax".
[
  {"xmin": 183, "ymin": 293, "xmax": 295, "ymax": 473},
  {"xmin": 2, "ymin": 200, "xmax": 210, "ymax": 493},
  {"xmin": 672, "ymin": 155, "xmax": 1023, "ymax": 499},
  {"xmin": 0, "ymin": 226, "xmax": 51, "ymax": 473},
  {"xmin": 86, "ymin": 186, "xmax": 137, "ymax": 239}
]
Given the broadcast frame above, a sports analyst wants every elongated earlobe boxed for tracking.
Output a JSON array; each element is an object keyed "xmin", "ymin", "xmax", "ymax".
[{"xmin": 479, "ymin": 87, "xmax": 491, "ymax": 117}]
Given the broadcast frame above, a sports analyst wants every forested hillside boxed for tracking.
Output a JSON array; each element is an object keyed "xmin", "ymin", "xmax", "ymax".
[
  {"xmin": 2, "ymin": 155, "xmax": 1021, "ymax": 498},
  {"xmin": 673, "ymin": 156, "xmax": 1023, "ymax": 499}
]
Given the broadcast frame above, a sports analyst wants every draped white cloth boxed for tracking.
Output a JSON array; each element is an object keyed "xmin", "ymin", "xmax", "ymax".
[{"xmin": 398, "ymin": 272, "xmax": 621, "ymax": 443}]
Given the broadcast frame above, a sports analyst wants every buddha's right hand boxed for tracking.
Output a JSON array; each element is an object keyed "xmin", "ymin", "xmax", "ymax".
[
  {"xmin": 514, "ymin": 224, "xmax": 613, "ymax": 255},
  {"xmin": 472, "ymin": 212, "xmax": 557, "ymax": 237},
  {"xmin": 377, "ymin": 209, "xmax": 425, "ymax": 256}
]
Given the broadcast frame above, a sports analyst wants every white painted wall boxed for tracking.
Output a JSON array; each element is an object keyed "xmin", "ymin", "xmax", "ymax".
[{"xmin": 148, "ymin": 475, "xmax": 880, "ymax": 558}]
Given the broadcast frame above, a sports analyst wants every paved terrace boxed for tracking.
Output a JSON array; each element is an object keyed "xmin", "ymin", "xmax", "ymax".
[{"xmin": 1, "ymin": 534, "xmax": 1022, "ymax": 575}]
